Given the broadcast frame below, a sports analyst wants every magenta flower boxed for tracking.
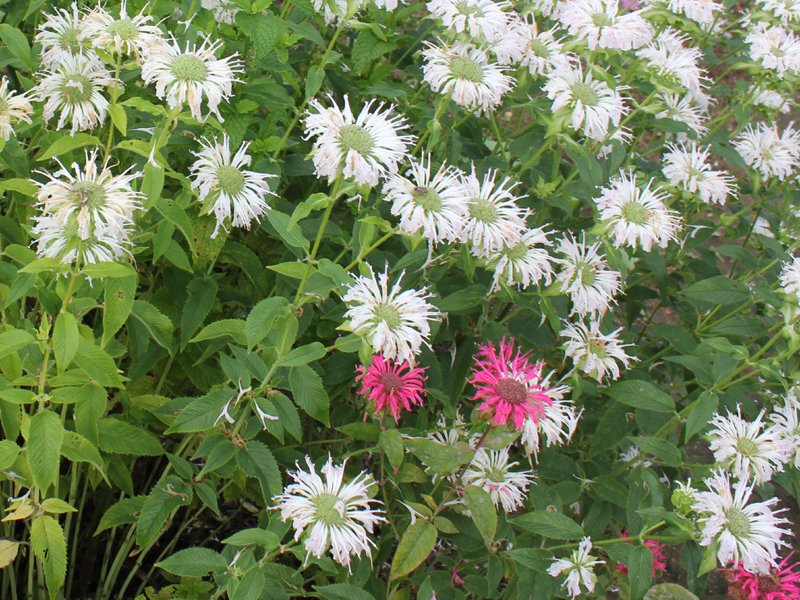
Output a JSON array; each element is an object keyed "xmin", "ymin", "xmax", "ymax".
[
  {"xmin": 617, "ymin": 531, "xmax": 668, "ymax": 576},
  {"xmin": 468, "ymin": 337, "xmax": 564, "ymax": 430},
  {"xmin": 723, "ymin": 554, "xmax": 800, "ymax": 600},
  {"xmin": 356, "ymin": 353, "xmax": 427, "ymax": 419}
]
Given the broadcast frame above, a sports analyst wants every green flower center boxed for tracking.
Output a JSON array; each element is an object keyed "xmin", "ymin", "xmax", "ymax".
[
  {"xmin": 530, "ymin": 39, "xmax": 551, "ymax": 59},
  {"xmin": 455, "ymin": 0, "xmax": 483, "ymax": 15},
  {"xmin": 726, "ymin": 507, "xmax": 751, "ymax": 538},
  {"xmin": 771, "ymin": 47, "xmax": 785, "ymax": 58},
  {"xmin": 314, "ymin": 493, "xmax": 347, "ymax": 527},
  {"xmin": 412, "ymin": 186, "xmax": 442, "ymax": 212},
  {"xmin": 588, "ymin": 339, "xmax": 608, "ymax": 358},
  {"xmin": 579, "ymin": 262, "xmax": 597, "ymax": 286},
  {"xmin": 468, "ymin": 198, "xmax": 498, "ymax": 224},
  {"xmin": 379, "ymin": 371, "xmax": 403, "ymax": 392},
  {"xmin": 621, "ymin": 201, "xmax": 649, "ymax": 225},
  {"xmin": 0, "ymin": 97, "xmax": 9, "ymax": 111},
  {"xmin": 592, "ymin": 12, "xmax": 613, "ymax": 27},
  {"xmin": 687, "ymin": 167, "xmax": 705, "ymax": 180},
  {"xmin": 450, "ymin": 57, "xmax": 483, "ymax": 83},
  {"xmin": 68, "ymin": 182, "xmax": 106, "ymax": 208},
  {"xmin": 60, "ymin": 27, "xmax": 82, "ymax": 52},
  {"xmin": 495, "ymin": 378, "xmax": 528, "ymax": 405},
  {"xmin": 374, "ymin": 304, "xmax": 401, "ymax": 330},
  {"xmin": 217, "ymin": 165, "xmax": 246, "ymax": 196},
  {"xmin": 106, "ymin": 19, "xmax": 137, "ymax": 41},
  {"xmin": 170, "ymin": 54, "xmax": 208, "ymax": 82},
  {"xmin": 63, "ymin": 75, "xmax": 93, "ymax": 104},
  {"xmin": 506, "ymin": 242, "xmax": 528, "ymax": 262},
  {"xmin": 339, "ymin": 124, "xmax": 374, "ymax": 156},
  {"xmin": 737, "ymin": 438, "xmax": 759, "ymax": 456},
  {"xmin": 571, "ymin": 82, "xmax": 599, "ymax": 106}
]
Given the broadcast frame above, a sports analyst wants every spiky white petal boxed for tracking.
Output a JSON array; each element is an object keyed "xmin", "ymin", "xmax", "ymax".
[
  {"xmin": 734, "ymin": 123, "xmax": 800, "ymax": 181},
  {"xmin": 201, "ymin": 0, "xmax": 241, "ymax": 25},
  {"xmin": 555, "ymin": 235, "xmax": 620, "ymax": 317},
  {"xmin": 747, "ymin": 23, "xmax": 800, "ymax": 79},
  {"xmin": 0, "ymin": 77, "xmax": 33, "ymax": 141},
  {"xmin": 477, "ymin": 227, "xmax": 556, "ymax": 292},
  {"xmin": 462, "ymin": 448, "xmax": 534, "ymax": 512},
  {"xmin": 561, "ymin": 320, "xmax": 635, "ymax": 382},
  {"xmin": 547, "ymin": 537, "xmax": 605, "ymax": 598},
  {"xmin": 556, "ymin": 0, "xmax": 653, "ymax": 51},
  {"xmin": 521, "ymin": 395, "xmax": 582, "ymax": 460},
  {"xmin": 666, "ymin": 0, "xmax": 723, "ymax": 25},
  {"xmin": 81, "ymin": 1, "xmax": 165, "ymax": 59},
  {"xmin": 35, "ymin": 3, "xmax": 93, "ymax": 70},
  {"xmin": 770, "ymin": 389, "xmax": 800, "ymax": 469},
  {"xmin": 427, "ymin": 0, "xmax": 511, "ymax": 42},
  {"xmin": 662, "ymin": 142, "xmax": 736, "ymax": 204}
]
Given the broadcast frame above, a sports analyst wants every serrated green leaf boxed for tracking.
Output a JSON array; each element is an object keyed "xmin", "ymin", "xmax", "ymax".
[
  {"xmin": 276, "ymin": 342, "xmax": 326, "ymax": 367},
  {"xmin": 61, "ymin": 430, "xmax": 106, "ymax": 479},
  {"xmin": 166, "ymin": 388, "xmax": 230, "ymax": 434},
  {"xmin": 629, "ymin": 436, "xmax": 682, "ymax": 467},
  {"xmin": 74, "ymin": 340, "xmax": 124, "ymax": 388},
  {"xmin": 237, "ymin": 440, "xmax": 282, "ymax": 499},
  {"xmin": 390, "ymin": 521, "xmax": 437, "ymax": 580},
  {"xmin": 137, "ymin": 476, "xmax": 192, "ymax": 548},
  {"xmin": 74, "ymin": 383, "xmax": 105, "ymax": 446},
  {"xmin": 141, "ymin": 162, "xmax": 165, "ymax": 209},
  {"xmin": 82, "ymin": 263, "xmax": 136, "ymax": 279},
  {"xmin": 289, "ymin": 365, "xmax": 330, "ymax": 425},
  {"xmin": 236, "ymin": 12, "xmax": 282, "ymax": 57},
  {"xmin": 626, "ymin": 545, "xmax": 654, "ymax": 600},
  {"xmin": 98, "ymin": 419, "xmax": 164, "ymax": 456},
  {"xmin": 463, "ymin": 485, "xmax": 497, "ymax": 542},
  {"xmin": 95, "ymin": 496, "xmax": 146, "ymax": 534},
  {"xmin": 316, "ymin": 584, "xmax": 377, "ymax": 600},
  {"xmin": 245, "ymin": 297, "xmax": 289, "ymax": 350},
  {"xmin": 0, "ymin": 440, "xmax": 19, "ymax": 471},
  {"xmin": 103, "ymin": 275, "xmax": 136, "ymax": 346},
  {"xmin": 37, "ymin": 133, "xmax": 101, "ymax": 161},
  {"xmin": 380, "ymin": 429, "xmax": 404, "ymax": 469},
  {"xmin": 0, "ymin": 329, "xmax": 33, "ymax": 359},
  {"xmin": 683, "ymin": 276, "xmax": 750, "ymax": 306},
  {"xmin": 191, "ymin": 319, "xmax": 246, "ymax": 344},
  {"xmin": 156, "ymin": 198, "xmax": 194, "ymax": 251},
  {"xmin": 512, "ymin": 511, "xmax": 585, "ymax": 540},
  {"xmin": 606, "ymin": 380, "xmax": 674, "ymax": 413},
  {"xmin": 30, "ymin": 515, "xmax": 67, "ymax": 600},
  {"xmin": 155, "ymin": 548, "xmax": 226, "ymax": 577},
  {"xmin": 222, "ymin": 528, "xmax": 280, "ymax": 549},
  {"xmin": 108, "ymin": 104, "xmax": 127, "ymax": 136},
  {"xmin": 130, "ymin": 300, "xmax": 173, "ymax": 352},
  {"xmin": 0, "ymin": 25, "xmax": 31, "ymax": 69},
  {"xmin": 40, "ymin": 499, "xmax": 76, "ymax": 514},
  {"xmin": 53, "ymin": 312, "xmax": 78, "ymax": 372},
  {"xmin": 28, "ymin": 410, "xmax": 63, "ymax": 493},
  {"xmin": 181, "ymin": 274, "xmax": 218, "ymax": 349},
  {"xmin": 685, "ymin": 391, "xmax": 718, "ymax": 441},
  {"xmin": 0, "ymin": 539, "xmax": 19, "ymax": 569},
  {"xmin": 231, "ymin": 567, "xmax": 265, "ymax": 600}
]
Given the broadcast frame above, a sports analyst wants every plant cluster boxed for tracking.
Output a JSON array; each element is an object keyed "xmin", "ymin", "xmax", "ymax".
[{"xmin": 0, "ymin": 0, "xmax": 799, "ymax": 599}]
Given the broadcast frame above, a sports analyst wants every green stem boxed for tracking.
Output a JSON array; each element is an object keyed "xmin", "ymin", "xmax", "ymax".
[{"xmin": 344, "ymin": 227, "xmax": 398, "ymax": 271}]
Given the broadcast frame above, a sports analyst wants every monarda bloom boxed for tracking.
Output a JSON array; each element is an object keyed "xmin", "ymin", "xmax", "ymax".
[
  {"xmin": 355, "ymin": 354, "xmax": 427, "ymax": 420},
  {"xmin": 469, "ymin": 337, "xmax": 568, "ymax": 430},
  {"xmin": 723, "ymin": 554, "xmax": 800, "ymax": 600}
]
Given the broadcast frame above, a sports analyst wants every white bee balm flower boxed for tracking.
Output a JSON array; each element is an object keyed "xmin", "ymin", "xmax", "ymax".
[
  {"xmin": 273, "ymin": 456, "xmax": 386, "ymax": 572},
  {"xmin": 304, "ymin": 95, "xmax": 413, "ymax": 187},
  {"xmin": 462, "ymin": 448, "xmax": 534, "ymax": 512},
  {"xmin": 547, "ymin": 537, "xmax": 605, "ymax": 598},
  {"xmin": 0, "ymin": 77, "xmax": 33, "ymax": 141}
]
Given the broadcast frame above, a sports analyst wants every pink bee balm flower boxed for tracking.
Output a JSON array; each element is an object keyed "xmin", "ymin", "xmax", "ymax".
[
  {"xmin": 723, "ymin": 554, "xmax": 800, "ymax": 600},
  {"xmin": 617, "ymin": 531, "xmax": 668, "ymax": 576},
  {"xmin": 356, "ymin": 354, "xmax": 427, "ymax": 419},
  {"xmin": 468, "ymin": 337, "xmax": 566, "ymax": 430}
]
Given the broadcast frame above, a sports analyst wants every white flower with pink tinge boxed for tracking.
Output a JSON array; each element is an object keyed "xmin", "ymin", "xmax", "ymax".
[{"xmin": 548, "ymin": 537, "xmax": 605, "ymax": 598}]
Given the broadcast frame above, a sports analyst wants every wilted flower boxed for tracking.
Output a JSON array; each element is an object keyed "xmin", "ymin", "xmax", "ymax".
[
  {"xmin": 422, "ymin": 41, "xmax": 514, "ymax": 116},
  {"xmin": 355, "ymin": 353, "xmax": 427, "ymax": 419},
  {"xmin": 304, "ymin": 95, "xmax": 413, "ymax": 187},
  {"xmin": 693, "ymin": 470, "xmax": 791, "ymax": 574},
  {"xmin": 343, "ymin": 265, "xmax": 443, "ymax": 364},
  {"xmin": 469, "ymin": 337, "xmax": 568, "ymax": 430},
  {"xmin": 547, "ymin": 537, "xmax": 605, "ymax": 598},
  {"xmin": 273, "ymin": 456, "xmax": 386, "ymax": 572},
  {"xmin": 462, "ymin": 448, "xmax": 534, "ymax": 512},
  {"xmin": 189, "ymin": 134, "xmax": 277, "ymax": 238},
  {"xmin": 140, "ymin": 33, "xmax": 243, "ymax": 122}
]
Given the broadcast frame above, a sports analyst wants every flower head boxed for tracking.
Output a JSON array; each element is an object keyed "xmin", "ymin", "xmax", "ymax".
[
  {"xmin": 0, "ymin": 77, "xmax": 33, "ymax": 141},
  {"xmin": 759, "ymin": 0, "xmax": 800, "ymax": 24},
  {"xmin": 427, "ymin": 0, "xmax": 511, "ymax": 42},
  {"xmin": 693, "ymin": 470, "xmax": 791, "ymax": 574},
  {"xmin": 273, "ymin": 456, "xmax": 386, "ymax": 572},
  {"xmin": 723, "ymin": 553, "xmax": 800, "ymax": 600},
  {"xmin": 462, "ymin": 448, "xmax": 534, "ymax": 512},
  {"xmin": 201, "ymin": 0, "xmax": 242, "ymax": 25},
  {"xmin": 459, "ymin": 167, "xmax": 528, "ymax": 254},
  {"xmin": 343, "ymin": 265, "xmax": 443, "ymax": 364},
  {"xmin": 636, "ymin": 28, "xmax": 707, "ymax": 91},
  {"xmin": 655, "ymin": 92, "xmax": 709, "ymax": 138},
  {"xmin": 547, "ymin": 537, "xmax": 605, "ymax": 598},
  {"xmin": 747, "ymin": 24, "xmax": 800, "ymax": 79},
  {"xmin": 544, "ymin": 63, "xmax": 628, "ymax": 142},
  {"xmin": 304, "ymin": 95, "xmax": 413, "ymax": 187},
  {"xmin": 596, "ymin": 170, "xmax": 681, "ymax": 251},
  {"xmin": 666, "ymin": 0, "xmax": 723, "ymax": 25},
  {"xmin": 35, "ymin": 3, "xmax": 92, "ymax": 70},
  {"xmin": 556, "ymin": 0, "xmax": 652, "ymax": 51},
  {"xmin": 140, "ymin": 34, "xmax": 243, "ymax": 122},
  {"xmin": 662, "ymin": 142, "xmax": 736, "ymax": 205},
  {"xmin": 477, "ymin": 227, "xmax": 556, "ymax": 292},
  {"xmin": 422, "ymin": 42, "xmax": 514, "ymax": 116},
  {"xmin": 556, "ymin": 235, "xmax": 619, "ymax": 317},
  {"xmin": 515, "ymin": 16, "xmax": 572, "ymax": 76},
  {"xmin": 561, "ymin": 320, "xmax": 635, "ymax": 382},
  {"xmin": 708, "ymin": 408, "xmax": 792, "ymax": 485},
  {"xmin": 770, "ymin": 389, "xmax": 800, "ymax": 469},
  {"xmin": 469, "ymin": 337, "xmax": 567, "ymax": 430},
  {"xmin": 35, "ymin": 52, "xmax": 116, "ymax": 134},
  {"xmin": 355, "ymin": 354, "xmax": 427, "ymax": 419},
  {"xmin": 81, "ymin": 1, "xmax": 165, "ymax": 59},
  {"xmin": 734, "ymin": 123, "xmax": 800, "ymax": 182},
  {"xmin": 382, "ymin": 155, "xmax": 468, "ymax": 245},
  {"xmin": 751, "ymin": 86, "xmax": 791, "ymax": 114},
  {"xmin": 189, "ymin": 134, "xmax": 277, "ymax": 238}
]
